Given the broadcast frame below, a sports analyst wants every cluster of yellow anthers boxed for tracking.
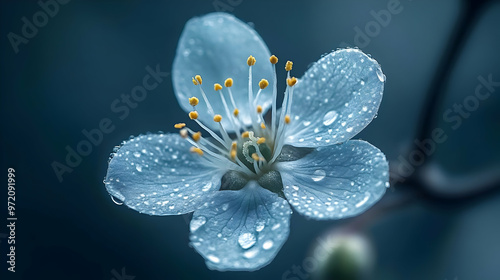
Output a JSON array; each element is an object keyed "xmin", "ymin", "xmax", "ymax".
[{"xmin": 174, "ymin": 55, "xmax": 298, "ymax": 176}]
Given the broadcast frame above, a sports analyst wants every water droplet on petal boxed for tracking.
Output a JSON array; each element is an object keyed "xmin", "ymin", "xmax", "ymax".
[
  {"xmin": 207, "ymin": 254, "xmax": 220, "ymax": 263},
  {"xmin": 110, "ymin": 195, "xmax": 123, "ymax": 205},
  {"xmin": 323, "ymin": 110, "xmax": 338, "ymax": 126},
  {"xmin": 238, "ymin": 232, "xmax": 257, "ymax": 249},
  {"xmin": 263, "ymin": 240, "xmax": 274, "ymax": 250},
  {"xmin": 190, "ymin": 216, "xmax": 207, "ymax": 232},
  {"xmin": 135, "ymin": 165, "xmax": 142, "ymax": 172},
  {"xmin": 133, "ymin": 152, "xmax": 141, "ymax": 158},
  {"xmin": 376, "ymin": 67, "xmax": 386, "ymax": 82},
  {"xmin": 355, "ymin": 192, "xmax": 371, "ymax": 208},
  {"xmin": 255, "ymin": 221, "xmax": 265, "ymax": 232},
  {"xmin": 243, "ymin": 247, "xmax": 259, "ymax": 259},
  {"xmin": 312, "ymin": 170, "xmax": 326, "ymax": 182}
]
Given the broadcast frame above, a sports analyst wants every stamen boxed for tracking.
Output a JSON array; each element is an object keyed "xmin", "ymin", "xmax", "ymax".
[
  {"xmin": 247, "ymin": 55, "xmax": 256, "ymax": 66},
  {"xmin": 254, "ymin": 78, "xmax": 268, "ymax": 105},
  {"xmin": 284, "ymin": 115, "xmax": 291, "ymax": 124},
  {"xmin": 190, "ymin": 147, "xmax": 204, "ymax": 156},
  {"xmin": 242, "ymin": 131, "xmax": 250, "ymax": 138},
  {"xmin": 192, "ymin": 77, "xmax": 198, "ymax": 85},
  {"xmin": 233, "ymin": 109, "xmax": 239, "ymax": 117},
  {"xmin": 189, "ymin": 111, "xmax": 199, "ymax": 120},
  {"xmin": 195, "ymin": 75, "xmax": 203, "ymax": 85},
  {"xmin": 189, "ymin": 97, "xmax": 199, "ymax": 106},
  {"xmin": 193, "ymin": 74, "xmax": 214, "ymax": 115},
  {"xmin": 260, "ymin": 122, "xmax": 266, "ymax": 129},
  {"xmin": 270, "ymin": 55, "xmax": 278, "ymax": 140},
  {"xmin": 285, "ymin": 61, "xmax": 293, "ymax": 71},
  {"xmin": 287, "ymin": 77, "xmax": 298, "ymax": 87},
  {"xmin": 174, "ymin": 123, "xmax": 186, "ymax": 129},
  {"xmin": 192, "ymin": 131, "xmax": 202, "ymax": 142},
  {"xmin": 256, "ymin": 105, "xmax": 263, "ymax": 114},
  {"xmin": 251, "ymin": 153, "xmax": 260, "ymax": 161},
  {"xmin": 224, "ymin": 78, "xmax": 233, "ymax": 87},
  {"xmin": 213, "ymin": 114, "xmax": 222, "ymax": 122},
  {"xmin": 214, "ymin": 83, "xmax": 223, "ymax": 91},
  {"xmin": 257, "ymin": 137, "xmax": 266, "ymax": 145},
  {"xmin": 213, "ymin": 114, "xmax": 231, "ymax": 146}
]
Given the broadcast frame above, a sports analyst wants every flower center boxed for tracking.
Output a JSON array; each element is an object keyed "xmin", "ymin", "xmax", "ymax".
[{"xmin": 174, "ymin": 55, "xmax": 298, "ymax": 179}]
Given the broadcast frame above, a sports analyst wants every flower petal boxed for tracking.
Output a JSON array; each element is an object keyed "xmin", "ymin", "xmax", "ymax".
[
  {"xmin": 285, "ymin": 49, "xmax": 385, "ymax": 147},
  {"xmin": 276, "ymin": 140, "xmax": 388, "ymax": 220},
  {"xmin": 190, "ymin": 181, "xmax": 291, "ymax": 271},
  {"xmin": 105, "ymin": 133, "xmax": 224, "ymax": 215},
  {"xmin": 173, "ymin": 12, "xmax": 273, "ymax": 131}
]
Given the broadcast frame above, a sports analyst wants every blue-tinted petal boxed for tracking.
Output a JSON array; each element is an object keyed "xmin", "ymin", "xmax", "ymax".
[
  {"xmin": 173, "ymin": 12, "xmax": 273, "ymax": 131},
  {"xmin": 276, "ymin": 140, "xmax": 388, "ymax": 219},
  {"xmin": 105, "ymin": 133, "xmax": 224, "ymax": 215},
  {"xmin": 190, "ymin": 181, "xmax": 291, "ymax": 271},
  {"xmin": 285, "ymin": 49, "xmax": 385, "ymax": 147}
]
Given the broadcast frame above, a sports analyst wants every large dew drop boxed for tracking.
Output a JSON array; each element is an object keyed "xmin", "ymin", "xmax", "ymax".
[
  {"xmin": 238, "ymin": 232, "xmax": 257, "ymax": 249},
  {"xmin": 376, "ymin": 67, "xmax": 386, "ymax": 82},
  {"xmin": 312, "ymin": 169, "xmax": 326, "ymax": 182},
  {"xmin": 323, "ymin": 110, "xmax": 338, "ymax": 126}
]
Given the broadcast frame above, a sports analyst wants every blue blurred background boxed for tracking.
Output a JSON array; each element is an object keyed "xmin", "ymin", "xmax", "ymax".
[{"xmin": 1, "ymin": 0, "xmax": 500, "ymax": 279}]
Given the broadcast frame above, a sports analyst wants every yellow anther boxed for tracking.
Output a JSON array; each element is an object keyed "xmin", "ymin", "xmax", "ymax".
[
  {"xmin": 192, "ymin": 131, "xmax": 202, "ymax": 142},
  {"xmin": 287, "ymin": 77, "xmax": 298, "ymax": 87},
  {"xmin": 174, "ymin": 123, "xmax": 186, "ymax": 129},
  {"xmin": 259, "ymin": 79, "xmax": 269, "ymax": 89},
  {"xmin": 284, "ymin": 115, "xmax": 291, "ymax": 124},
  {"xmin": 214, "ymin": 83, "xmax": 223, "ymax": 91},
  {"xmin": 192, "ymin": 77, "xmax": 198, "ymax": 85},
  {"xmin": 251, "ymin": 153, "xmax": 260, "ymax": 161},
  {"xmin": 189, "ymin": 97, "xmax": 199, "ymax": 106},
  {"xmin": 242, "ymin": 131, "xmax": 250, "ymax": 138},
  {"xmin": 247, "ymin": 55, "xmax": 256, "ymax": 66},
  {"xmin": 224, "ymin": 78, "xmax": 233, "ymax": 87},
  {"xmin": 230, "ymin": 150, "xmax": 237, "ymax": 160},
  {"xmin": 285, "ymin": 60, "xmax": 293, "ymax": 71},
  {"xmin": 190, "ymin": 147, "xmax": 204, "ymax": 156},
  {"xmin": 180, "ymin": 129, "xmax": 188, "ymax": 138},
  {"xmin": 261, "ymin": 122, "xmax": 266, "ymax": 129},
  {"xmin": 270, "ymin": 55, "xmax": 278, "ymax": 64},
  {"xmin": 195, "ymin": 75, "xmax": 202, "ymax": 85},
  {"xmin": 233, "ymin": 108, "xmax": 239, "ymax": 117},
  {"xmin": 256, "ymin": 105, "xmax": 263, "ymax": 114},
  {"xmin": 213, "ymin": 114, "xmax": 223, "ymax": 122},
  {"xmin": 257, "ymin": 137, "xmax": 266, "ymax": 145},
  {"xmin": 189, "ymin": 111, "xmax": 199, "ymax": 120},
  {"xmin": 231, "ymin": 141, "xmax": 237, "ymax": 150}
]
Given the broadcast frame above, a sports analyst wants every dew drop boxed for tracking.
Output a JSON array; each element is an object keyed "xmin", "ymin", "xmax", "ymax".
[
  {"xmin": 255, "ymin": 221, "xmax": 265, "ymax": 232},
  {"xmin": 346, "ymin": 127, "xmax": 353, "ymax": 133},
  {"xmin": 221, "ymin": 203, "xmax": 229, "ymax": 211},
  {"xmin": 303, "ymin": 121, "xmax": 311, "ymax": 127},
  {"xmin": 238, "ymin": 232, "xmax": 257, "ymax": 249},
  {"xmin": 362, "ymin": 106, "xmax": 368, "ymax": 112},
  {"xmin": 323, "ymin": 110, "xmax": 338, "ymax": 126},
  {"xmin": 376, "ymin": 68, "xmax": 386, "ymax": 82},
  {"xmin": 243, "ymin": 248, "xmax": 259, "ymax": 259},
  {"xmin": 263, "ymin": 240, "xmax": 274, "ymax": 250},
  {"xmin": 110, "ymin": 195, "xmax": 123, "ymax": 205},
  {"xmin": 133, "ymin": 152, "xmax": 141, "ymax": 158},
  {"xmin": 207, "ymin": 254, "xmax": 220, "ymax": 263},
  {"xmin": 190, "ymin": 216, "xmax": 207, "ymax": 232},
  {"xmin": 355, "ymin": 192, "xmax": 371, "ymax": 208},
  {"xmin": 312, "ymin": 170, "xmax": 326, "ymax": 182},
  {"xmin": 135, "ymin": 165, "xmax": 142, "ymax": 172}
]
